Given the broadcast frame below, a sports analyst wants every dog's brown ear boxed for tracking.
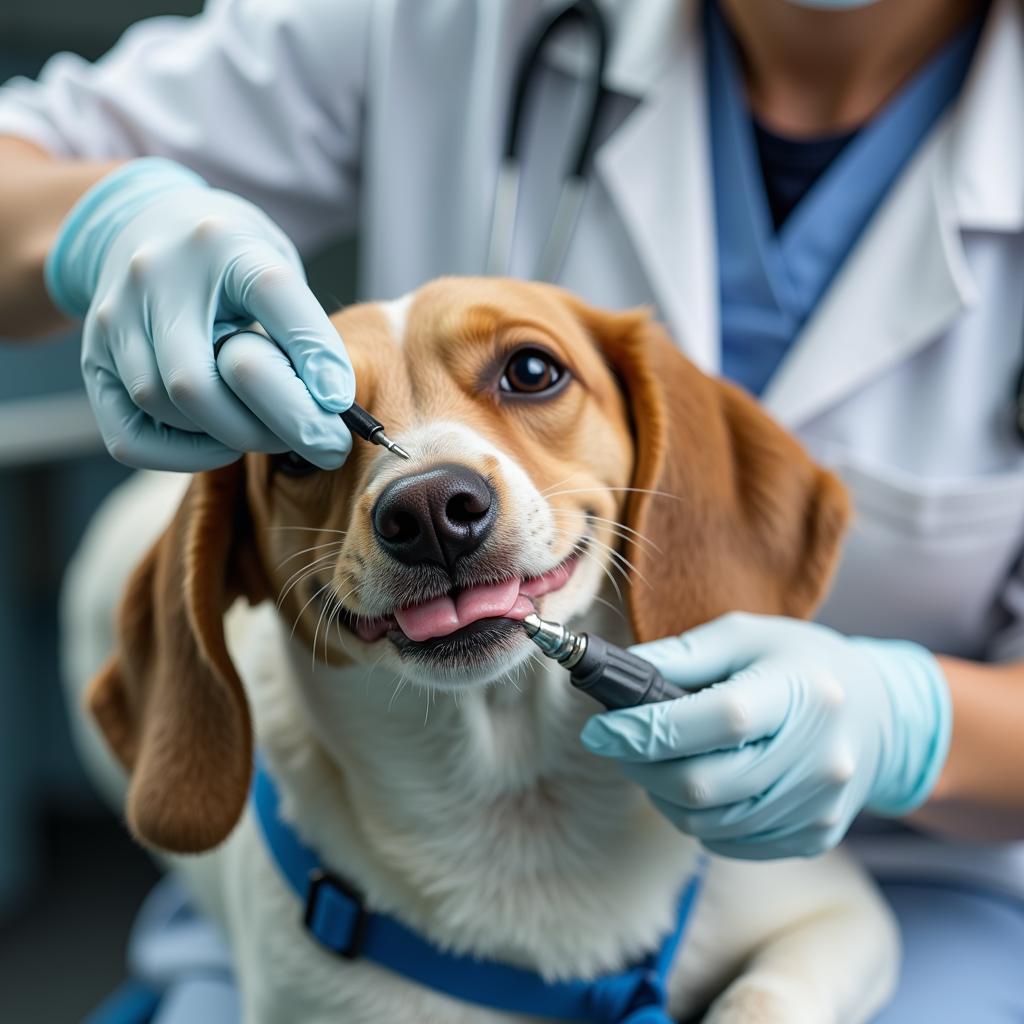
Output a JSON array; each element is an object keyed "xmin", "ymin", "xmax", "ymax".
[
  {"xmin": 87, "ymin": 461, "xmax": 268, "ymax": 854},
  {"xmin": 569, "ymin": 300, "xmax": 850, "ymax": 643}
]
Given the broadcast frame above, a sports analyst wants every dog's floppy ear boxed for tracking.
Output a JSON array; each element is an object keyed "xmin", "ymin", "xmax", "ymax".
[
  {"xmin": 87, "ymin": 461, "xmax": 269, "ymax": 854},
  {"xmin": 568, "ymin": 299, "xmax": 850, "ymax": 642}
]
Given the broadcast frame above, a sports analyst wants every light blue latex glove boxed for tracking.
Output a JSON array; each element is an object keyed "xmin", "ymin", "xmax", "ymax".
[
  {"xmin": 580, "ymin": 613, "xmax": 951, "ymax": 860},
  {"xmin": 46, "ymin": 158, "xmax": 354, "ymax": 471}
]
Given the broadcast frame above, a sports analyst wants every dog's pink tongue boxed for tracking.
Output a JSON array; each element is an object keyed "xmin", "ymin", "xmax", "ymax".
[{"xmin": 394, "ymin": 578, "xmax": 522, "ymax": 642}]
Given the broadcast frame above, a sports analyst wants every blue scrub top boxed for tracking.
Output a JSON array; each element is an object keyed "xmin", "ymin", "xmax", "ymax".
[{"xmin": 708, "ymin": 0, "xmax": 986, "ymax": 397}]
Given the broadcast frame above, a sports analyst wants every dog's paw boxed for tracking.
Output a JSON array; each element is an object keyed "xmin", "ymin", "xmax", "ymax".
[{"xmin": 702, "ymin": 973, "xmax": 832, "ymax": 1024}]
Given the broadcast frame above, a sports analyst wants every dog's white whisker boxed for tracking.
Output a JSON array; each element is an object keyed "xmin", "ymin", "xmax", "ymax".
[
  {"xmin": 277, "ymin": 551, "xmax": 342, "ymax": 596},
  {"xmin": 551, "ymin": 517, "xmax": 660, "ymax": 561},
  {"xmin": 313, "ymin": 583, "xmax": 337, "ymax": 665},
  {"xmin": 388, "ymin": 674, "xmax": 410, "ymax": 711},
  {"xmin": 316, "ymin": 579, "xmax": 352, "ymax": 668},
  {"xmin": 549, "ymin": 526, "xmax": 625, "ymax": 605},
  {"xmin": 276, "ymin": 554, "xmax": 342, "ymax": 609},
  {"xmin": 596, "ymin": 559, "xmax": 627, "ymax": 601},
  {"xmin": 291, "ymin": 580, "xmax": 335, "ymax": 638},
  {"xmin": 507, "ymin": 662, "xmax": 524, "ymax": 694},
  {"xmin": 584, "ymin": 534, "xmax": 651, "ymax": 589},
  {"xmin": 326, "ymin": 585, "xmax": 361, "ymax": 660},
  {"xmin": 548, "ymin": 508, "xmax": 662, "ymax": 554},
  {"xmin": 268, "ymin": 525, "xmax": 349, "ymax": 535},
  {"xmin": 275, "ymin": 539, "xmax": 345, "ymax": 571},
  {"xmin": 333, "ymin": 603, "xmax": 358, "ymax": 659},
  {"xmin": 587, "ymin": 593, "xmax": 626, "ymax": 620},
  {"xmin": 598, "ymin": 526, "xmax": 659, "ymax": 554},
  {"xmin": 323, "ymin": 581, "xmax": 356, "ymax": 659},
  {"xmin": 541, "ymin": 486, "xmax": 677, "ymax": 501},
  {"xmin": 578, "ymin": 530, "xmax": 634, "ymax": 569},
  {"xmin": 538, "ymin": 470, "xmax": 585, "ymax": 496},
  {"xmin": 598, "ymin": 554, "xmax": 636, "ymax": 590},
  {"xmin": 311, "ymin": 578, "xmax": 336, "ymax": 670},
  {"xmin": 499, "ymin": 667, "xmax": 522, "ymax": 695},
  {"xmin": 368, "ymin": 650, "xmax": 389, "ymax": 687},
  {"xmin": 569, "ymin": 535, "xmax": 625, "ymax": 604},
  {"xmin": 276, "ymin": 568, "xmax": 330, "ymax": 612}
]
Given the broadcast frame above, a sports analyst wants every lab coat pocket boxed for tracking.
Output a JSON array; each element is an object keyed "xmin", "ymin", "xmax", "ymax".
[{"xmin": 808, "ymin": 449, "xmax": 1024, "ymax": 658}]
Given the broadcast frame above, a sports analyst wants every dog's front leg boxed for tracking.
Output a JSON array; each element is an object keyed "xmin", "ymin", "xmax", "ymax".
[
  {"xmin": 700, "ymin": 903, "xmax": 894, "ymax": 1024},
  {"xmin": 669, "ymin": 852, "xmax": 899, "ymax": 1024}
]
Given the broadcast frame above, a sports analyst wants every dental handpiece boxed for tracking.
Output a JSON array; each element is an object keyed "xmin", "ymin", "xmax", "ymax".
[
  {"xmin": 521, "ymin": 613, "xmax": 686, "ymax": 709},
  {"xmin": 340, "ymin": 403, "xmax": 411, "ymax": 460}
]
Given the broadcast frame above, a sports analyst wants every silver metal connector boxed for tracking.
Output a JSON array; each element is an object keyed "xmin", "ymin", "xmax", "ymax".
[{"xmin": 521, "ymin": 612, "xmax": 588, "ymax": 669}]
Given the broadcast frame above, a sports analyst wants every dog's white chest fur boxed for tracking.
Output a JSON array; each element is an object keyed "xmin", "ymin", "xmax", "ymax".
[
  {"xmin": 179, "ymin": 601, "xmax": 705, "ymax": 1023},
  {"xmin": 169, "ymin": 601, "xmax": 898, "ymax": 1024}
]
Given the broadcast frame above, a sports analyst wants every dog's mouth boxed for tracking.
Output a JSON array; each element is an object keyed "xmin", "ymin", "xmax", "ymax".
[{"xmin": 333, "ymin": 551, "xmax": 581, "ymax": 656}]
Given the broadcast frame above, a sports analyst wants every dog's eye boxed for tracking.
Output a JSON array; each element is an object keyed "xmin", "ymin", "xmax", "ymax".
[
  {"xmin": 500, "ymin": 348, "xmax": 566, "ymax": 396},
  {"xmin": 273, "ymin": 451, "xmax": 319, "ymax": 478}
]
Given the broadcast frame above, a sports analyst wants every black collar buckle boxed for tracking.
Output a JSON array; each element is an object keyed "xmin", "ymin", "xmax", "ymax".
[{"xmin": 303, "ymin": 868, "xmax": 370, "ymax": 960}]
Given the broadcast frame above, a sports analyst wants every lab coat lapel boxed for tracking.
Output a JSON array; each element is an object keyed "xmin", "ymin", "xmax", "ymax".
[
  {"xmin": 759, "ymin": 129, "xmax": 974, "ymax": 428},
  {"xmin": 595, "ymin": 2, "xmax": 719, "ymax": 372}
]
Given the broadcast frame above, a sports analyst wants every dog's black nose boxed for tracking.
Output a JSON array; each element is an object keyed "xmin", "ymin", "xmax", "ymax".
[{"xmin": 372, "ymin": 463, "xmax": 496, "ymax": 568}]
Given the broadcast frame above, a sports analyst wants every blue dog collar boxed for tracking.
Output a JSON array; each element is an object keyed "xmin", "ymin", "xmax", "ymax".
[{"xmin": 252, "ymin": 754, "xmax": 704, "ymax": 1023}]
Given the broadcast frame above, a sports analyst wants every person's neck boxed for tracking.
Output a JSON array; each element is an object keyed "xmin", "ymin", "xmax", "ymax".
[{"xmin": 718, "ymin": 0, "xmax": 985, "ymax": 136}]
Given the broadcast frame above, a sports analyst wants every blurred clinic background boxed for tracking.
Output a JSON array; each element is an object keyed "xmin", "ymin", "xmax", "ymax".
[{"xmin": 0, "ymin": 3, "xmax": 358, "ymax": 1018}]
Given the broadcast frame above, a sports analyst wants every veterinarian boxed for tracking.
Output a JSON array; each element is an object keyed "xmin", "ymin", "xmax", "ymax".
[{"xmin": 1, "ymin": 0, "xmax": 1022, "ymax": 1020}]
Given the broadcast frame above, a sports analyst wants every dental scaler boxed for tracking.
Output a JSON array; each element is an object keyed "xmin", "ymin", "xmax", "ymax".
[{"xmin": 521, "ymin": 613, "xmax": 686, "ymax": 709}]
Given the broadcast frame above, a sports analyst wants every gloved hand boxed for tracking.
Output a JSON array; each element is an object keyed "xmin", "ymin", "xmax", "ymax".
[
  {"xmin": 580, "ymin": 613, "xmax": 951, "ymax": 860},
  {"xmin": 46, "ymin": 158, "xmax": 355, "ymax": 471}
]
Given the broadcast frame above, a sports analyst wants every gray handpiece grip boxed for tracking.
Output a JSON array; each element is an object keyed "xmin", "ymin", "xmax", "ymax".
[{"xmin": 569, "ymin": 633, "xmax": 686, "ymax": 709}]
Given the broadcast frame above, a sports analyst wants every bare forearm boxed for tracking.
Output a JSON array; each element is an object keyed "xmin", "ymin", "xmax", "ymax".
[
  {"xmin": 0, "ymin": 137, "xmax": 118, "ymax": 339},
  {"xmin": 910, "ymin": 655, "xmax": 1024, "ymax": 840}
]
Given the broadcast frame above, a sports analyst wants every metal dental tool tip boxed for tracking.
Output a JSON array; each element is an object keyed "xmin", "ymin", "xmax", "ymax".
[
  {"xmin": 375, "ymin": 432, "xmax": 412, "ymax": 460},
  {"xmin": 340, "ymin": 404, "xmax": 411, "ymax": 460},
  {"xmin": 522, "ymin": 612, "xmax": 588, "ymax": 668},
  {"xmin": 522, "ymin": 612, "xmax": 686, "ymax": 710}
]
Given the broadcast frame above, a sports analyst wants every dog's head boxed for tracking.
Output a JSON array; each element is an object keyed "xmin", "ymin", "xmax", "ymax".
[{"xmin": 88, "ymin": 278, "xmax": 849, "ymax": 853}]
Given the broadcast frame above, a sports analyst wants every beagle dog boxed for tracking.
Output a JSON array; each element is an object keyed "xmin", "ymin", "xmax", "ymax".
[{"xmin": 82, "ymin": 278, "xmax": 898, "ymax": 1023}]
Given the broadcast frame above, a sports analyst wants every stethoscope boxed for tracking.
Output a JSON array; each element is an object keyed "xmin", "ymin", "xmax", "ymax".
[{"xmin": 485, "ymin": 0, "xmax": 609, "ymax": 283}]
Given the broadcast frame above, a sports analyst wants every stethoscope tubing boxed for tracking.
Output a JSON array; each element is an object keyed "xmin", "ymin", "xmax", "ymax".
[{"xmin": 485, "ymin": 0, "xmax": 609, "ymax": 282}]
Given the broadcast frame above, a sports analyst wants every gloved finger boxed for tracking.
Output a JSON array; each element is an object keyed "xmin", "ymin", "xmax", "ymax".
[
  {"xmin": 700, "ymin": 837, "xmax": 809, "ymax": 862},
  {"xmin": 104, "ymin": 326, "xmax": 201, "ymax": 432},
  {"xmin": 617, "ymin": 715, "xmax": 855, "ymax": 808},
  {"xmin": 148, "ymin": 302, "xmax": 294, "ymax": 453},
  {"xmin": 629, "ymin": 612, "xmax": 778, "ymax": 691},
  {"xmin": 216, "ymin": 331, "xmax": 352, "ymax": 468},
  {"xmin": 84, "ymin": 364, "xmax": 241, "ymax": 471},
  {"xmin": 580, "ymin": 658, "xmax": 793, "ymax": 762},
  {"xmin": 218, "ymin": 245, "xmax": 355, "ymax": 412},
  {"xmin": 617, "ymin": 740, "xmax": 781, "ymax": 808},
  {"xmin": 647, "ymin": 781, "xmax": 842, "ymax": 843},
  {"xmin": 702, "ymin": 814, "xmax": 850, "ymax": 860}
]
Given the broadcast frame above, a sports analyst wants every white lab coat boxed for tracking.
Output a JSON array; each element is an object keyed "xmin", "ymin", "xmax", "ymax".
[{"xmin": 2, "ymin": 0, "xmax": 1024, "ymax": 892}]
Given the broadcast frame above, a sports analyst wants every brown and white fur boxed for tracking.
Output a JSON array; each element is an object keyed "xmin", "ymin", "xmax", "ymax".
[{"xmin": 72, "ymin": 279, "xmax": 898, "ymax": 1023}]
